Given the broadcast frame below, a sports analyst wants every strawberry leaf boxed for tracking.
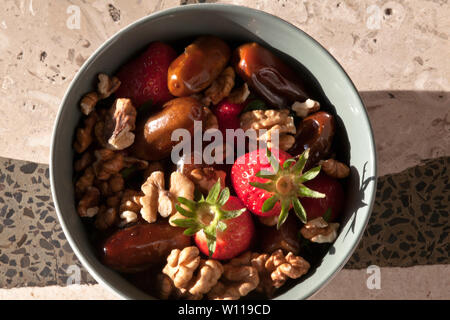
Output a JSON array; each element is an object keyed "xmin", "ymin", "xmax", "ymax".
[
  {"xmin": 217, "ymin": 221, "xmax": 227, "ymax": 232},
  {"xmin": 217, "ymin": 187, "xmax": 230, "ymax": 207},
  {"xmin": 255, "ymin": 170, "xmax": 277, "ymax": 180},
  {"xmin": 177, "ymin": 197, "xmax": 197, "ymax": 211},
  {"xmin": 221, "ymin": 208, "xmax": 246, "ymax": 220},
  {"xmin": 298, "ymin": 185, "xmax": 325, "ymax": 198},
  {"xmin": 277, "ymin": 199, "xmax": 290, "ymax": 229},
  {"xmin": 206, "ymin": 179, "xmax": 221, "ymax": 204},
  {"xmin": 262, "ymin": 194, "xmax": 278, "ymax": 212},
  {"xmin": 175, "ymin": 204, "xmax": 195, "ymax": 218},
  {"xmin": 283, "ymin": 158, "xmax": 296, "ymax": 169},
  {"xmin": 291, "ymin": 149, "xmax": 309, "ymax": 174},
  {"xmin": 266, "ymin": 149, "xmax": 280, "ymax": 173},
  {"xmin": 249, "ymin": 181, "xmax": 273, "ymax": 192},
  {"xmin": 171, "ymin": 218, "xmax": 198, "ymax": 229},
  {"xmin": 292, "ymin": 197, "xmax": 307, "ymax": 224},
  {"xmin": 299, "ymin": 165, "xmax": 321, "ymax": 183}
]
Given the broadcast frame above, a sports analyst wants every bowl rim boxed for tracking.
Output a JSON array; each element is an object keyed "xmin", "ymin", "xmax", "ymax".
[{"xmin": 50, "ymin": 3, "xmax": 377, "ymax": 300}]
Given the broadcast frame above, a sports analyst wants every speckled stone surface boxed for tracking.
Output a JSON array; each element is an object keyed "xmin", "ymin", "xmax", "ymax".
[
  {"xmin": 0, "ymin": 156, "xmax": 448, "ymax": 288},
  {"xmin": 0, "ymin": 158, "xmax": 94, "ymax": 287}
]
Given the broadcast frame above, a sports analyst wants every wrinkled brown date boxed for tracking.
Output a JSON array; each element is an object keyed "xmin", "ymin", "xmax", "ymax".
[
  {"xmin": 130, "ymin": 96, "xmax": 204, "ymax": 161},
  {"xmin": 289, "ymin": 111, "xmax": 335, "ymax": 168},
  {"xmin": 102, "ymin": 221, "xmax": 191, "ymax": 273},
  {"xmin": 233, "ymin": 42, "xmax": 309, "ymax": 108},
  {"xmin": 259, "ymin": 215, "xmax": 300, "ymax": 255},
  {"xmin": 168, "ymin": 36, "xmax": 231, "ymax": 96}
]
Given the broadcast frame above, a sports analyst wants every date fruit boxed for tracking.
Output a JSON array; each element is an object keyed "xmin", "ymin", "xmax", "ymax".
[
  {"xmin": 168, "ymin": 36, "xmax": 231, "ymax": 96},
  {"xmin": 102, "ymin": 221, "xmax": 191, "ymax": 273},
  {"xmin": 131, "ymin": 96, "xmax": 204, "ymax": 161},
  {"xmin": 233, "ymin": 42, "xmax": 308, "ymax": 108},
  {"xmin": 289, "ymin": 111, "xmax": 335, "ymax": 168}
]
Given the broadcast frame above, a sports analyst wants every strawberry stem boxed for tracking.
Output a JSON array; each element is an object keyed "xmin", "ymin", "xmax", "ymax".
[
  {"xmin": 172, "ymin": 179, "xmax": 246, "ymax": 257},
  {"xmin": 250, "ymin": 148, "xmax": 325, "ymax": 229}
]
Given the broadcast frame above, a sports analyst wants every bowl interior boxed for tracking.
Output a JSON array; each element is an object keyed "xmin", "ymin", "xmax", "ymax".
[{"xmin": 51, "ymin": 4, "xmax": 377, "ymax": 300}]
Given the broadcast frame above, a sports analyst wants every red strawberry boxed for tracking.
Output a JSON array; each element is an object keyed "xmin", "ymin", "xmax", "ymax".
[
  {"xmin": 115, "ymin": 42, "xmax": 177, "ymax": 107},
  {"xmin": 301, "ymin": 173, "xmax": 344, "ymax": 222},
  {"xmin": 212, "ymin": 99, "xmax": 245, "ymax": 136},
  {"xmin": 232, "ymin": 148, "xmax": 327, "ymax": 228},
  {"xmin": 171, "ymin": 181, "xmax": 254, "ymax": 260},
  {"xmin": 195, "ymin": 196, "xmax": 254, "ymax": 260}
]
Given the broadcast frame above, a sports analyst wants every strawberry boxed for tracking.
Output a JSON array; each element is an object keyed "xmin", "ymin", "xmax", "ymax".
[
  {"xmin": 231, "ymin": 148, "xmax": 325, "ymax": 228},
  {"xmin": 212, "ymin": 99, "xmax": 245, "ymax": 136},
  {"xmin": 115, "ymin": 42, "xmax": 177, "ymax": 107},
  {"xmin": 171, "ymin": 180, "xmax": 254, "ymax": 260},
  {"xmin": 301, "ymin": 173, "xmax": 344, "ymax": 222}
]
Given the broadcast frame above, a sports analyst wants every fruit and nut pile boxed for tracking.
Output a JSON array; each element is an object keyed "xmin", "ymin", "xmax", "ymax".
[{"xmin": 72, "ymin": 36, "xmax": 350, "ymax": 300}]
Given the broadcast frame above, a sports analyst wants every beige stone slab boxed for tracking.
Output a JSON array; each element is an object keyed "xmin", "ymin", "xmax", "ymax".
[
  {"xmin": 0, "ymin": 0, "xmax": 448, "ymax": 172},
  {"xmin": 0, "ymin": 265, "xmax": 448, "ymax": 300}
]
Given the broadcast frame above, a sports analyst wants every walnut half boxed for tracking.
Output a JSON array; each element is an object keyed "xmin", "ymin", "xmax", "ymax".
[
  {"xmin": 240, "ymin": 109, "xmax": 296, "ymax": 151},
  {"xmin": 140, "ymin": 171, "xmax": 195, "ymax": 223},
  {"xmin": 107, "ymin": 98, "xmax": 137, "ymax": 150},
  {"xmin": 300, "ymin": 217, "xmax": 340, "ymax": 243}
]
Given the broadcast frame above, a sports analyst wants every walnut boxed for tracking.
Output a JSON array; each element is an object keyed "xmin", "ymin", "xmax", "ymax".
[
  {"xmin": 155, "ymin": 273, "xmax": 203, "ymax": 300},
  {"xmin": 208, "ymin": 252, "xmax": 259, "ymax": 300},
  {"xmin": 203, "ymin": 67, "xmax": 235, "ymax": 106},
  {"xmin": 228, "ymin": 83, "xmax": 250, "ymax": 104},
  {"xmin": 300, "ymin": 217, "xmax": 340, "ymax": 243},
  {"xmin": 162, "ymin": 247, "xmax": 224, "ymax": 298},
  {"xmin": 77, "ymin": 186, "xmax": 100, "ymax": 217},
  {"xmin": 123, "ymin": 156, "xmax": 149, "ymax": 170},
  {"xmin": 92, "ymin": 149, "xmax": 124, "ymax": 181},
  {"xmin": 203, "ymin": 107, "xmax": 219, "ymax": 130},
  {"xmin": 95, "ymin": 206, "xmax": 117, "ymax": 230},
  {"xmin": 97, "ymin": 73, "xmax": 121, "ymax": 99},
  {"xmin": 320, "ymin": 159, "xmax": 350, "ymax": 179},
  {"xmin": 107, "ymin": 98, "xmax": 137, "ymax": 150},
  {"xmin": 240, "ymin": 109, "xmax": 296, "ymax": 151},
  {"xmin": 291, "ymin": 99, "xmax": 320, "ymax": 118},
  {"xmin": 188, "ymin": 167, "xmax": 226, "ymax": 194},
  {"xmin": 265, "ymin": 250, "xmax": 310, "ymax": 288},
  {"xmin": 74, "ymin": 152, "xmax": 93, "ymax": 172},
  {"xmin": 117, "ymin": 189, "xmax": 142, "ymax": 226},
  {"xmin": 258, "ymin": 214, "xmax": 278, "ymax": 227},
  {"xmin": 140, "ymin": 171, "xmax": 195, "ymax": 223},
  {"xmin": 248, "ymin": 250, "xmax": 310, "ymax": 296},
  {"xmin": 75, "ymin": 166, "xmax": 95, "ymax": 198},
  {"xmin": 163, "ymin": 247, "xmax": 201, "ymax": 289},
  {"xmin": 80, "ymin": 92, "xmax": 99, "ymax": 116},
  {"xmin": 73, "ymin": 112, "xmax": 97, "ymax": 153}
]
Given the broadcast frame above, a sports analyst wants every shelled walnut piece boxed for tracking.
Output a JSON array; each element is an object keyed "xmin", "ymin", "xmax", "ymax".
[
  {"xmin": 251, "ymin": 249, "xmax": 310, "ymax": 296},
  {"xmin": 77, "ymin": 186, "xmax": 100, "ymax": 218},
  {"xmin": 92, "ymin": 149, "xmax": 124, "ymax": 181},
  {"xmin": 208, "ymin": 252, "xmax": 260, "ymax": 300},
  {"xmin": 107, "ymin": 98, "xmax": 137, "ymax": 150},
  {"xmin": 139, "ymin": 171, "xmax": 195, "ymax": 223},
  {"xmin": 320, "ymin": 159, "xmax": 350, "ymax": 179},
  {"xmin": 162, "ymin": 247, "xmax": 224, "ymax": 298},
  {"xmin": 73, "ymin": 112, "xmax": 97, "ymax": 153},
  {"xmin": 188, "ymin": 167, "xmax": 226, "ymax": 194},
  {"xmin": 291, "ymin": 99, "xmax": 320, "ymax": 118},
  {"xmin": 240, "ymin": 109, "xmax": 296, "ymax": 151},
  {"xmin": 300, "ymin": 217, "xmax": 340, "ymax": 243},
  {"xmin": 228, "ymin": 82, "xmax": 250, "ymax": 104},
  {"xmin": 97, "ymin": 73, "xmax": 121, "ymax": 99},
  {"xmin": 95, "ymin": 98, "xmax": 137, "ymax": 150},
  {"xmin": 203, "ymin": 66, "xmax": 235, "ymax": 106}
]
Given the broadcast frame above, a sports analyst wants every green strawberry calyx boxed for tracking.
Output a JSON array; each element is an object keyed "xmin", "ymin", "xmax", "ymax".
[
  {"xmin": 249, "ymin": 148, "xmax": 325, "ymax": 229},
  {"xmin": 171, "ymin": 179, "xmax": 246, "ymax": 257}
]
